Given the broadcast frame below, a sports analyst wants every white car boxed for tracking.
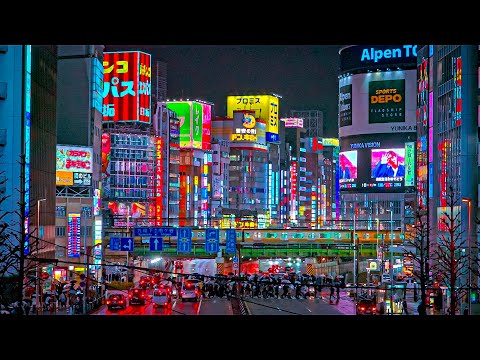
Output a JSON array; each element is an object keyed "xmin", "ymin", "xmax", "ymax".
[
  {"xmin": 152, "ymin": 287, "xmax": 172, "ymax": 308},
  {"xmin": 179, "ymin": 279, "xmax": 201, "ymax": 302}
]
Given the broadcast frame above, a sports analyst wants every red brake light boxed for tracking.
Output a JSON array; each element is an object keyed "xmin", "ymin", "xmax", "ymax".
[
  {"xmin": 119, "ymin": 300, "xmax": 123, "ymax": 304},
  {"xmin": 360, "ymin": 306, "xmax": 365, "ymax": 311},
  {"xmin": 106, "ymin": 300, "xmax": 111, "ymax": 305}
]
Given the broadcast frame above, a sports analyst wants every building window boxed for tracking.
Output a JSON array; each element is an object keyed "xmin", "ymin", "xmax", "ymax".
[
  {"xmin": 55, "ymin": 226, "xmax": 66, "ymax": 237},
  {"xmin": 56, "ymin": 206, "xmax": 66, "ymax": 217},
  {"xmin": 81, "ymin": 207, "xmax": 92, "ymax": 217}
]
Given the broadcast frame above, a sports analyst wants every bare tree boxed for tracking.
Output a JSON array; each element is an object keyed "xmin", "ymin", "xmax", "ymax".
[
  {"xmin": 0, "ymin": 154, "xmax": 45, "ymax": 312},
  {"xmin": 431, "ymin": 185, "xmax": 469, "ymax": 315},
  {"xmin": 403, "ymin": 208, "xmax": 430, "ymax": 315}
]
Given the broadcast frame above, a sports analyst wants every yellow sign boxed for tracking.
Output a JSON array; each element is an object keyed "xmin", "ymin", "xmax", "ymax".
[
  {"xmin": 322, "ymin": 138, "xmax": 339, "ymax": 147},
  {"xmin": 227, "ymin": 95, "xmax": 279, "ymax": 139},
  {"xmin": 56, "ymin": 171, "xmax": 73, "ymax": 186},
  {"xmin": 368, "ymin": 261, "xmax": 378, "ymax": 270}
]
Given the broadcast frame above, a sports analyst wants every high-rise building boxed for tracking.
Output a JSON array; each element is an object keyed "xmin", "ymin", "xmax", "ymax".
[
  {"xmin": 212, "ymin": 110, "xmax": 269, "ymax": 228},
  {"xmin": 166, "ymin": 100, "xmax": 213, "ymax": 227},
  {"xmin": 55, "ymin": 45, "xmax": 105, "ymax": 283},
  {"xmin": 416, "ymin": 45, "xmax": 478, "ymax": 304},
  {"xmin": 338, "ymin": 45, "xmax": 418, "ymax": 233},
  {"xmin": 290, "ymin": 110, "xmax": 324, "ymax": 138},
  {"xmin": 154, "ymin": 102, "xmax": 180, "ymax": 227},
  {"xmin": 0, "ymin": 45, "xmax": 57, "ymax": 281},
  {"xmin": 152, "ymin": 60, "xmax": 167, "ymax": 103}
]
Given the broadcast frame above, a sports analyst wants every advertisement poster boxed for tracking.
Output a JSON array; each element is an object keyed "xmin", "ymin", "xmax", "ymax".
[
  {"xmin": 339, "ymin": 150, "xmax": 358, "ymax": 181},
  {"xmin": 339, "ymin": 84, "xmax": 352, "ymax": 127},
  {"xmin": 369, "ymin": 79, "xmax": 405, "ymax": 123},
  {"xmin": 371, "ymin": 148, "xmax": 406, "ymax": 179}
]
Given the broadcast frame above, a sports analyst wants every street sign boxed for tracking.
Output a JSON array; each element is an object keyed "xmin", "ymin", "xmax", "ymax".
[
  {"xmin": 120, "ymin": 237, "xmax": 134, "ymax": 252},
  {"xmin": 233, "ymin": 262, "xmax": 239, "ymax": 269},
  {"xmin": 205, "ymin": 228, "xmax": 219, "ymax": 253},
  {"xmin": 110, "ymin": 237, "xmax": 121, "ymax": 251},
  {"xmin": 225, "ymin": 229, "xmax": 236, "ymax": 254},
  {"xmin": 150, "ymin": 237, "xmax": 164, "ymax": 252},
  {"xmin": 177, "ymin": 227, "xmax": 192, "ymax": 252},
  {"xmin": 134, "ymin": 227, "xmax": 178, "ymax": 237}
]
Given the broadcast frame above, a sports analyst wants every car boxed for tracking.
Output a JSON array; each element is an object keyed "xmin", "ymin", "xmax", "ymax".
[
  {"xmin": 106, "ymin": 293, "xmax": 127, "ymax": 310},
  {"xmin": 152, "ymin": 286, "xmax": 172, "ymax": 308},
  {"xmin": 356, "ymin": 298, "xmax": 377, "ymax": 315},
  {"xmin": 139, "ymin": 276, "xmax": 152, "ymax": 289},
  {"xmin": 129, "ymin": 287, "xmax": 147, "ymax": 305},
  {"xmin": 179, "ymin": 279, "xmax": 201, "ymax": 302}
]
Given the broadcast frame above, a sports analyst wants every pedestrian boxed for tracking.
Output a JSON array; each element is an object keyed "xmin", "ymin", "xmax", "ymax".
[
  {"xmin": 329, "ymin": 285, "xmax": 335, "ymax": 301},
  {"xmin": 464, "ymin": 307, "xmax": 469, "ymax": 315},
  {"xmin": 59, "ymin": 292, "xmax": 67, "ymax": 309},
  {"xmin": 402, "ymin": 299, "xmax": 409, "ymax": 315}
]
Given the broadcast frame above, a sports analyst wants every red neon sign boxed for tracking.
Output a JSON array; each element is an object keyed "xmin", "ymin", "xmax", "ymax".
[{"xmin": 103, "ymin": 51, "xmax": 151, "ymax": 123}]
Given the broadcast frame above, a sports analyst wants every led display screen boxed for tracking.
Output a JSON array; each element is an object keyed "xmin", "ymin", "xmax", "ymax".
[{"xmin": 340, "ymin": 132, "xmax": 416, "ymax": 193}]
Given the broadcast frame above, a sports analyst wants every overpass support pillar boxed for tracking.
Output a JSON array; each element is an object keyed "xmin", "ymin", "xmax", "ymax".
[
  {"xmin": 216, "ymin": 256, "xmax": 225, "ymax": 275},
  {"xmin": 305, "ymin": 257, "xmax": 317, "ymax": 276}
]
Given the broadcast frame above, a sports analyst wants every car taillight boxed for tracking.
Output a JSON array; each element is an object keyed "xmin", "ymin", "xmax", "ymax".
[
  {"xmin": 106, "ymin": 300, "xmax": 111, "ymax": 305},
  {"xmin": 141, "ymin": 293, "xmax": 145, "ymax": 297},
  {"xmin": 360, "ymin": 306, "xmax": 365, "ymax": 311},
  {"xmin": 119, "ymin": 300, "xmax": 123, "ymax": 304},
  {"xmin": 371, "ymin": 307, "xmax": 376, "ymax": 312},
  {"xmin": 164, "ymin": 302, "xmax": 167, "ymax": 306},
  {"xmin": 195, "ymin": 290, "xmax": 198, "ymax": 295}
]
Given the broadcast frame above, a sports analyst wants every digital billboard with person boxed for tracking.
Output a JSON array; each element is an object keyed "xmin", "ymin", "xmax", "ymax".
[
  {"xmin": 339, "ymin": 150, "xmax": 358, "ymax": 181},
  {"xmin": 371, "ymin": 148, "xmax": 406, "ymax": 178}
]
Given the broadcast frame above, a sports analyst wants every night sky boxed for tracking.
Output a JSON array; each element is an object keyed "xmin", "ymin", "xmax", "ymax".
[{"xmin": 105, "ymin": 45, "xmax": 344, "ymax": 138}]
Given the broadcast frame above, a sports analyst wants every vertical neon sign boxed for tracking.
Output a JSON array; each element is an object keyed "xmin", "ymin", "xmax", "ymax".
[
  {"xmin": 155, "ymin": 137, "xmax": 163, "ymax": 226},
  {"xmin": 67, "ymin": 213, "xmax": 81, "ymax": 258},
  {"xmin": 290, "ymin": 161, "xmax": 297, "ymax": 223},
  {"xmin": 23, "ymin": 45, "xmax": 31, "ymax": 255}
]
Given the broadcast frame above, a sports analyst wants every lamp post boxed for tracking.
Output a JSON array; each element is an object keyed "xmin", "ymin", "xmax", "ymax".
[
  {"xmin": 462, "ymin": 197, "xmax": 472, "ymax": 315},
  {"xmin": 386, "ymin": 209, "xmax": 394, "ymax": 314},
  {"xmin": 375, "ymin": 218, "xmax": 380, "ymax": 263},
  {"xmin": 36, "ymin": 198, "xmax": 46, "ymax": 315}
]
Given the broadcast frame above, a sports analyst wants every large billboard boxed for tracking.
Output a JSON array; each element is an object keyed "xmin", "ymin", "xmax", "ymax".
[
  {"xmin": 226, "ymin": 94, "xmax": 280, "ymax": 142},
  {"xmin": 167, "ymin": 101, "xmax": 192, "ymax": 148},
  {"xmin": 339, "ymin": 84, "xmax": 352, "ymax": 127},
  {"xmin": 338, "ymin": 70, "xmax": 416, "ymax": 138},
  {"xmin": 201, "ymin": 103, "xmax": 212, "ymax": 150},
  {"xmin": 102, "ymin": 51, "xmax": 151, "ymax": 123},
  {"xmin": 230, "ymin": 111, "xmax": 266, "ymax": 145},
  {"xmin": 369, "ymin": 79, "xmax": 405, "ymax": 123},
  {"xmin": 166, "ymin": 101, "xmax": 208, "ymax": 150},
  {"xmin": 339, "ymin": 133, "xmax": 416, "ymax": 193},
  {"xmin": 56, "ymin": 145, "xmax": 93, "ymax": 186}
]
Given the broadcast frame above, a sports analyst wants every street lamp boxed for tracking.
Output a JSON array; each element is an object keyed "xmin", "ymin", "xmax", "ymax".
[
  {"xmin": 375, "ymin": 218, "xmax": 380, "ymax": 262},
  {"xmin": 462, "ymin": 197, "xmax": 472, "ymax": 315},
  {"xmin": 36, "ymin": 198, "xmax": 46, "ymax": 315},
  {"xmin": 386, "ymin": 209, "xmax": 394, "ymax": 314}
]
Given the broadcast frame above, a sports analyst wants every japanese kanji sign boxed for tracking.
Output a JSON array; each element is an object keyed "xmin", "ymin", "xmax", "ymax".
[{"xmin": 102, "ymin": 51, "xmax": 151, "ymax": 123}]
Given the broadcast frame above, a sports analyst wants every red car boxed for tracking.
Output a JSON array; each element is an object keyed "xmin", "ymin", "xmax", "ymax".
[
  {"xmin": 356, "ymin": 299, "xmax": 377, "ymax": 315},
  {"xmin": 129, "ymin": 287, "xmax": 147, "ymax": 305},
  {"xmin": 106, "ymin": 293, "xmax": 127, "ymax": 310}
]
